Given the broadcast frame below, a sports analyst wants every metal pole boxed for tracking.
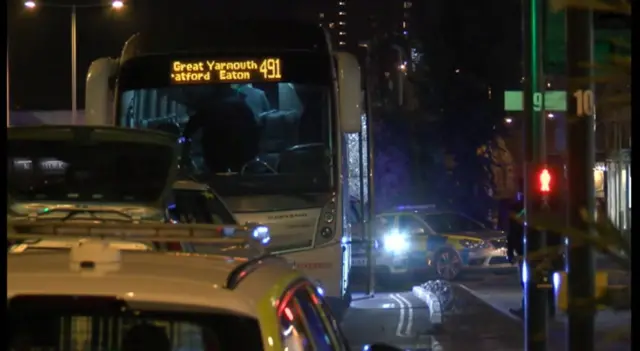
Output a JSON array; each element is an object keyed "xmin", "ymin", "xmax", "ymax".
[
  {"xmin": 391, "ymin": 45, "xmax": 404, "ymax": 106},
  {"xmin": 522, "ymin": 0, "xmax": 548, "ymax": 349},
  {"xmin": 7, "ymin": 41, "xmax": 10, "ymax": 127},
  {"xmin": 566, "ymin": 5, "xmax": 596, "ymax": 351},
  {"xmin": 364, "ymin": 45, "xmax": 377, "ymax": 297},
  {"xmin": 71, "ymin": 5, "xmax": 77, "ymax": 125},
  {"xmin": 357, "ymin": 69, "xmax": 367, "ymax": 292}
]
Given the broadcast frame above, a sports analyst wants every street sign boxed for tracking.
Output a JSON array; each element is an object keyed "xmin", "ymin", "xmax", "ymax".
[{"xmin": 504, "ymin": 90, "xmax": 567, "ymax": 111}]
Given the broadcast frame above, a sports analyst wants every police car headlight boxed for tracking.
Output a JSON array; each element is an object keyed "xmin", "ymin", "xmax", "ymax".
[
  {"xmin": 459, "ymin": 239, "xmax": 489, "ymax": 249},
  {"xmin": 252, "ymin": 225, "xmax": 271, "ymax": 244},
  {"xmin": 383, "ymin": 232, "xmax": 409, "ymax": 253}
]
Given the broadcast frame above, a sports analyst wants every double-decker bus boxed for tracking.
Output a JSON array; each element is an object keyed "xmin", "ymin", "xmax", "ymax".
[{"xmin": 84, "ymin": 20, "xmax": 367, "ymax": 313}]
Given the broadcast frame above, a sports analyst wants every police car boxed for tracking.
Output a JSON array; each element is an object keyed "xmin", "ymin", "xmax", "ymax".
[
  {"xmin": 352, "ymin": 205, "xmax": 513, "ymax": 281},
  {"xmin": 7, "ymin": 222, "xmax": 400, "ymax": 351}
]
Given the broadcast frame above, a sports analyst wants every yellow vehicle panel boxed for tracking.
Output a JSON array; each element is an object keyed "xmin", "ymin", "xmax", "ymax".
[{"xmin": 255, "ymin": 271, "xmax": 345, "ymax": 350}]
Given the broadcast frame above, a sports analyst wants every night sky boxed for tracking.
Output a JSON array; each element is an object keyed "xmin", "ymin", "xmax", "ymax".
[{"xmin": 8, "ymin": 0, "xmax": 316, "ymax": 110}]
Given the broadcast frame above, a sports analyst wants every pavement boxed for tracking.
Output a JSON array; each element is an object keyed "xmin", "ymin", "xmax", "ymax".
[
  {"xmin": 342, "ymin": 267, "xmax": 630, "ymax": 350},
  {"xmin": 460, "ymin": 272, "xmax": 631, "ymax": 351}
]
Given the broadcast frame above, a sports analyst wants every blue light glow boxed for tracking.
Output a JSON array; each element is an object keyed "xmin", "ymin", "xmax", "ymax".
[
  {"xmin": 252, "ymin": 226, "xmax": 270, "ymax": 244},
  {"xmin": 521, "ymin": 260, "xmax": 529, "ymax": 284}
]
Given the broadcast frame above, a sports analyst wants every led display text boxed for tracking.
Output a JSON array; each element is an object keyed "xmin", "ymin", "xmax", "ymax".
[{"xmin": 170, "ymin": 58, "xmax": 282, "ymax": 84}]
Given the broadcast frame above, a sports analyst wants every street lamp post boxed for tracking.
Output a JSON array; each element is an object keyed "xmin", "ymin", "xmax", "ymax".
[
  {"xmin": 390, "ymin": 44, "xmax": 405, "ymax": 106},
  {"xmin": 7, "ymin": 43, "xmax": 10, "ymax": 127},
  {"xmin": 24, "ymin": 0, "xmax": 124, "ymax": 125}
]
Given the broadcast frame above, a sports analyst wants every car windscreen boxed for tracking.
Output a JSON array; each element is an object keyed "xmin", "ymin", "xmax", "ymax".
[
  {"xmin": 423, "ymin": 213, "xmax": 485, "ymax": 232},
  {"xmin": 8, "ymin": 140, "xmax": 174, "ymax": 203},
  {"xmin": 8, "ymin": 295, "xmax": 264, "ymax": 351}
]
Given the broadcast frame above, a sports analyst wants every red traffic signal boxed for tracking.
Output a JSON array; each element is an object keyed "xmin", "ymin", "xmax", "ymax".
[{"xmin": 538, "ymin": 168, "xmax": 552, "ymax": 193}]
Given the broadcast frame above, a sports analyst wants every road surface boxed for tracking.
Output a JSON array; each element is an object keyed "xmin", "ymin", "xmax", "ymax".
[{"xmin": 342, "ymin": 291, "xmax": 439, "ymax": 350}]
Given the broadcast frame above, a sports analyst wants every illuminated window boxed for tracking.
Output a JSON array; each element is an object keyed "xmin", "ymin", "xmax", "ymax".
[
  {"xmin": 338, "ymin": 1, "xmax": 346, "ymax": 5},
  {"xmin": 339, "ymin": 31, "xmax": 346, "ymax": 35},
  {"xmin": 404, "ymin": 1, "xmax": 412, "ymax": 8},
  {"xmin": 339, "ymin": 21, "xmax": 346, "ymax": 25},
  {"xmin": 402, "ymin": 21, "xmax": 406, "ymax": 28},
  {"xmin": 329, "ymin": 22, "xmax": 335, "ymax": 28},
  {"xmin": 338, "ymin": 11, "xmax": 346, "ymax": 15},
  {"xmin": 319, "ymin": 12, "xmax": 325, "ymax": 18}
]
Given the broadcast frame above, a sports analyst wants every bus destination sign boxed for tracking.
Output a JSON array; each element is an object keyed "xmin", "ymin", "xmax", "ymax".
[{"xmin": 170, "ymin": 58, "xmax": 282, "ymax": 84}]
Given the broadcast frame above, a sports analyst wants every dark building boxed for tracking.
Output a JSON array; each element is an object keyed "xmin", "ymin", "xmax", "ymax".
[{"xmin": 317, "ymin": 0, "xmax": 420, "ymax": 52}]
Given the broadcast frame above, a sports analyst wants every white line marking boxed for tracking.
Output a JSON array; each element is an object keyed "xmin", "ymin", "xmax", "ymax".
[
  {"xmin": 390, "ymin": 293, "xmax": 406, "ymax": 337},
  {"xmin": 396, "ymin": 293, "xmax": 413, "ymax": 337}
]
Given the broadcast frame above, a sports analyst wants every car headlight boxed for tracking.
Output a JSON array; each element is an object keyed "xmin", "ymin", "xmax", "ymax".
[
  {"xmin": 383, "ymin": 232, "xmax": 409, "ymax": 253},
  {"xmin": 459, "ymin": 239, "xmax": 489, "ymax": 249},
  {"xmin": 252, "ymin": 225, "xmax": 271, "ymax": 244}
]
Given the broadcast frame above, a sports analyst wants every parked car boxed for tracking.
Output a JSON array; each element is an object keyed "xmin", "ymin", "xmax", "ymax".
[{"xmin": 352, "ymin": 204, "xmax": 514, "ymax": 281}]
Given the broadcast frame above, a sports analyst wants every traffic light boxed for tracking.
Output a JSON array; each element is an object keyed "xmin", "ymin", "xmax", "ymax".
[{"xmin": 539, "ymin": 167, "xmax": 552, "ymax": 193}]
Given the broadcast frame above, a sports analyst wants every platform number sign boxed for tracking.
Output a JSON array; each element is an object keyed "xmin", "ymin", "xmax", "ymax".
[
  {"xmin": 533, "ymin": 92, "xmax": 543, "ymax": 112},
  {"xmin": 573, "ymin": 89, "xmax": 595, "ymax": 117}
]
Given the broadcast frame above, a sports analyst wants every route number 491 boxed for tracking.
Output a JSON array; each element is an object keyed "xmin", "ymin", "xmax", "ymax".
[{"xmin": 573, "ymin": 89, "xmax": 595, "ymax": 117}]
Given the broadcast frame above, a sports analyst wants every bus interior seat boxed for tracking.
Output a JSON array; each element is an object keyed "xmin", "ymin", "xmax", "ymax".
[
  {"xmin": 277, "ymin": 143, "xmax": 327, "ymax": 174},
  {"xmin": 259, "ymin": 110, "xmax": 299, "ymax": 153}
]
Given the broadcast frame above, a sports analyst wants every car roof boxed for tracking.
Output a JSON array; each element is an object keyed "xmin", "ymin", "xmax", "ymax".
[{"xmin": 8, "ymin": 249, "xmax": 299, "ymax": 318}]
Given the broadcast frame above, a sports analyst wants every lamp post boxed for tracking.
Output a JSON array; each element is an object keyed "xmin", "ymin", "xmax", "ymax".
[
  {"xmin": 7, "ymin": 42, "xmax": 10, "ymax": 127},
  {"xmin": 23, "ymin": 0, "xmax": 124, "ymax": 125},
  {"xmin": 390, "ymin": 44, "xmax": 406, "ymax": 106}
]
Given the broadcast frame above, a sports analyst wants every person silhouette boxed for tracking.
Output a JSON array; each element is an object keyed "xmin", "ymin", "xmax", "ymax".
[{"xmin": 182, "ymin": 85, "xmax": 260, "ymax": 174}]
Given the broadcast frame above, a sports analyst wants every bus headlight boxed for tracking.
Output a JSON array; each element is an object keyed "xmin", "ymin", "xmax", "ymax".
[
  {"xmin": 383, "ymin": 232, "xmax": 409, "ymax": 253},
  {"xmin": 252, "ymin": 225, "xmax": 271, "ymax": 244}
]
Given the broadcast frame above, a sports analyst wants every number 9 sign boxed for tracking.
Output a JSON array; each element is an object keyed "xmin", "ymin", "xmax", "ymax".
[{"xmin": 533, "ymin": 92, "xmax": 543, "ymax": 112}]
